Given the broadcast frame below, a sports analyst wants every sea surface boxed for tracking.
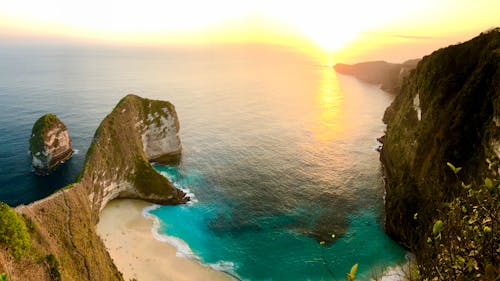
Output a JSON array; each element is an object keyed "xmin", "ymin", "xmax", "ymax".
[{"xmin": 0, "ymin": 43, "xmax": 405, "ymax": 280}]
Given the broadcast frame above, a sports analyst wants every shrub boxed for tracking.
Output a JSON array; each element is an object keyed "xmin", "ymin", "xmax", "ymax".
[
  {"xmin": 0, "ymin": 203, "xmax": 31, "ymax": 259},
  {"xmin": 422, "ymin": 160, "xmax": 499, "ymax": 280},
  {"xmin": 44, "ymin": 254, "xmax": 61, "ymax": 281}
]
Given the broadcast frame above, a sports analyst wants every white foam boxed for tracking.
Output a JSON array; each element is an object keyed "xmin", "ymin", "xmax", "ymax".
[
  {"xmin": 158, "ymin": 171, "xmax": 199, "ymax": 205},
  {"xmin": 73, "ymin": 149, "xmax": 80, "ymax": 155},
  {"xmin": 142, "ymin": 205, "xmax": 242, "ymax": 280},
  {"xmin": 178, "ymin": 186, "xmax": 198, "ymax": 205},
  {"xmin": 379, "ymin": 253, "xmax": 414, "ymax": 281},
  {"xmin": 142, "ymin": 205, "xmax": 197, "ymax": 259},
  {"xmin": 208, "ymin": 261, "xmax": 239, "ymax": 278}
]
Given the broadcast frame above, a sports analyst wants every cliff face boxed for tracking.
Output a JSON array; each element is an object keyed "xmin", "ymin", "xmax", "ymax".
[
  {"xmin": 334, "ymin": 59, "xmax": 419, "ymax": 93},
  {"xmin": 380, "ymin": 29, "xmax": 500, "ymax": 253},
  {"xmin": 30, "ymin": 114, "xmax": 73, "ymax": 175},
  {"xmin": 79, "ymin": 94, "xmax": 188, "ymax": 212},
  {"xmin": 0, "ymin": 94, "xmax": 187, "ymax": 280}
]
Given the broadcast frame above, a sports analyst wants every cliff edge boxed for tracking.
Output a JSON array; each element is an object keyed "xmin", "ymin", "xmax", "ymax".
[
  {"xmin": 334, "ymin": 59, "xmax": 419, "ymax": 93},
  {"xmin": 0, "ymin": 94, "xmax": 188, "ymax": 280},
  {"xmin": 380, "ymin": 29, "xmax": 500, "ymax": 278}
]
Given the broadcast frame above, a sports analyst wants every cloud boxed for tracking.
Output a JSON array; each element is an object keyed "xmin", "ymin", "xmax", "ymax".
[{"xmin": 360, "ymin": 32, "xmax": 436, "ymax": 40}]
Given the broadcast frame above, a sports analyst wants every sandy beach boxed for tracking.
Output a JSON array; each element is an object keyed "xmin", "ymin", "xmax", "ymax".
[{"xmin": 96, "ymin": 199, "xmax": 234, "ymax": 281}]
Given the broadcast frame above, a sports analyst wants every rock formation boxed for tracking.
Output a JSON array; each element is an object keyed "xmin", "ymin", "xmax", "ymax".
[
  {"xmin": 380, "ymin": 29, "xmax": 500, "ymax": 273},
  {"xmin": 334, "ymin": 59, "xmax": 420, "ymax": 93},
  {"xmin": 29, "ymin": 114, "xmax": 73, "ymax": 175},
  {"xmin": 0, "ymin": 94, "xmax": 188, "ymax": 280}
]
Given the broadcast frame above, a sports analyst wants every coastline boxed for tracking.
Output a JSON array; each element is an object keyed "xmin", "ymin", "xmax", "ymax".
[{"xmin": 96, "ymin": 199, "xmax": 234, "ymax": 281}]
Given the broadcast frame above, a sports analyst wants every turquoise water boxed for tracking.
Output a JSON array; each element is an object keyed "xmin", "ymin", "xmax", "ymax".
[
  {"xmin": 0, "ymin": 43, "xmax": 406, "ymax": 279},
  {"xmin": 151, "ymin": 166, "xmax": 405, "ymax": 281}
]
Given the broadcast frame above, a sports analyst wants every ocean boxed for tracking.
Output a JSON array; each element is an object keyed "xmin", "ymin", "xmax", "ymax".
[{"xmin": 0, "ymin": 43, "xmax": 406, "ymax": 280}]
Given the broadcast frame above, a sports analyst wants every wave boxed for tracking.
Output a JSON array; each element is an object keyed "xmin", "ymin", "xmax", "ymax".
[
  {"xmin": 142, "ymin": 205, "xmax": 197, "ymax": 259},
  {"xmin": 379, "ymin": 253, "xmax": 414, "ymax": 281},
  {"xmin": 208, "ymin": 261, "xmax": 241, "ymax": 281},
  {"xmin": 142, "ymin": 205, "xmax": 241, "ymax": 280},
  {"xmin": 178, "ymin": 185, "xmax": 198, "ymax": 205},
  {"xmin": 158, "ymin": 171, "xmax": 199, "ymax": 205}
]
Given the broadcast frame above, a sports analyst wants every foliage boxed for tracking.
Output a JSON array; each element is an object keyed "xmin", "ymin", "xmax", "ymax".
[
  {"xmin": 0, "ymin": 203, "xmax": 31, "ymax": 259},
  {"xmin": 421, "ymin": 161, "xmax": 499, "ymax": 280},
  {"xmin": 43, "ymin": 254, "xmax": 61, "ymax": 281},
  {"xmin": 0, "ymin": 273, "xmax": 7, "ymax": 281},
  {"xmin": 432, "ymin": 220, "xmax": 443, "ymax": 236},
  {"xmin": 446, "ymin": 162, "xmax": 462, "ymax": 175},
  {"xmin": 29, "ymin": 113, "xmax": 60, "ymax": 155},
  {"xmin": 346, "ymin": 263, "xmax": 358, "ymax": 281}
]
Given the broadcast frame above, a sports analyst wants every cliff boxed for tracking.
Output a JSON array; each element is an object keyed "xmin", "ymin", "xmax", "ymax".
[
  {"xmin": 30, "ymin": 114, "xmax": 73, "ymax": 175},
  {"xmin": 0, "ymin": 94, "xmax": 188, "ymax": 280},
  {"xmin": 380, "ymin": 29, "xmax": 500, "ymax": 278},
  {"xmin": 334, "ymin": 59, "xmax": 419, "ymax": 93}
]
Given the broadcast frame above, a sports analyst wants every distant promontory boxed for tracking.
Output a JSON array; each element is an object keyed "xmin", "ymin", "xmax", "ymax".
[{"xmin": 334, "ymin": 59, "xmax": 420, "ymax": 93}]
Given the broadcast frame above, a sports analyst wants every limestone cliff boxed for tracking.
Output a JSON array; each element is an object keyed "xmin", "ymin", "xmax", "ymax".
[
  {"xmin": 0, "ymin": 94, "xmax": 188, "ymax": 280},
  {"xmin": 380, "ymin": 29, "xmax": 500, "ymax": 271},
  {"xmin": 29, "ymin": 114, "xmax": 73, "ymax": 175},
  {"xmin": 334, "ymin": 59, "xmax": 419, "ymax": 93}
]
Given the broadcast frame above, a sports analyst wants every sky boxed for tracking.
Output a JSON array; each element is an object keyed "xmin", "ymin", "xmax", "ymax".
[{"xmin": 0, "ymin": 0, "xmax": 499, "ymax": 63}]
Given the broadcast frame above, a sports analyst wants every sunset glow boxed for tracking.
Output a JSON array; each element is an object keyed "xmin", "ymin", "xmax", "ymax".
[{"xmin": 1, "ymin": 0, "xmax": 499, "ymax": 62}]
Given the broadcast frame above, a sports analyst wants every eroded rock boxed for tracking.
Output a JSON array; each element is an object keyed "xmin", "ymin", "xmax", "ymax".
[{"xmin": 29, "ymin": 113, "xmax": 73, "ymax": 175}]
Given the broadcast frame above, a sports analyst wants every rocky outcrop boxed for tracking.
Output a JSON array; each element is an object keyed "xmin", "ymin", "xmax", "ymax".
[
  {"xmin": 1, "ymin": 94, "xmax": 188, "ymax": 280},
  {"xmin": 334, "ymin": 59, "xmax": 420, "ymax": 93},
  {"xmin": 29, "ymin": 114, "xmax": 73, "ymax": 175},
  {"xmin": 380, "ymin": 28, "xmax": 500, "ymax": 255},
  {"xmin": 79, "ymin": 94, "xmax": 188, "ymax": 211}
]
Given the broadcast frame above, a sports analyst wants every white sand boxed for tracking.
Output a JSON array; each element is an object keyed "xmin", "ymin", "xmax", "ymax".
[{"xmin": 96, "ymin": 199, "xmax": 234, "ymax": 281}]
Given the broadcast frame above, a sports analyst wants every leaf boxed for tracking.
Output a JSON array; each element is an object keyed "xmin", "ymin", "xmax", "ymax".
[
  {"xmin": 346, "ymin": 263, "xmax": 358, "ymax": 281},
  {"xmin": 319, "ymin": 241, "xmax": 325, "ymax": 245},
  {"xmin": 413, "ymin": 213, "xmax": 418, "ymax": 220},
  {"xmin": 483, "ymin": 226, "xmax": 492, "ymax": 234},
  {"xmin": 486, "ymin": 158, "xmax": 494, "ymax": 170},
  {"xmin": 461, "ymin": 182, "xmax": 472, "ymax": 189},
  {"xmin": 485, "ymin": 178, "xmax": 493, "ymax": 189},
  {"xmin": 447, "ymin": 162, "xmax": 462, "ymax": 175},
  {"xmin": 433, "ymin": 220, "xmax": 443, "ymax": 235}
]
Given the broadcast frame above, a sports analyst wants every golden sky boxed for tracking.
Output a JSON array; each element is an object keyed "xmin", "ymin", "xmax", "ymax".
[{"xmin": 1, "ymin": 0, "xmax": 498, "ymax": 62}]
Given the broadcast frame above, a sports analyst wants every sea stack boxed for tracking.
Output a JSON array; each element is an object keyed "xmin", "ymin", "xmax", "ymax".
[{"xmin": 29, "ymin": 113, "xmax": 73, "ymax": 175}]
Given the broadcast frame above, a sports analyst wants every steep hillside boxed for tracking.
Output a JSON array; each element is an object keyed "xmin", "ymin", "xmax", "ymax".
[
  {"xmin": 334, "ymin": 59, "xmax": 419, "ymax": 93},
  {"xmin": 0, "ymin": 94, "xmax": 188, "ymax": 280},
  {"xmin": 380, "ymin": 29, "xmax": 500, "ymax": 279}
]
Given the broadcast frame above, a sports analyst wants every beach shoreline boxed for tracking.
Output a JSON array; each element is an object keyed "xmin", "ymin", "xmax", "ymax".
[{"xmin": 96, "ymin": 199, "xmax": 234, "ymax": 281}]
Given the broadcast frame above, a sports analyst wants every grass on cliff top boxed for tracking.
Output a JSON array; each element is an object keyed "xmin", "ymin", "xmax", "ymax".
[
  {"xmin": 0, "ymin": 202, "xmax": 31, "ymax": 259},
  {"xmin": 133, "ymin": 156, "xmax": 173, "ymax": 196},
  {"xmin": 29, "ymin": 113, "xmax": 61, "ymax": 155}
]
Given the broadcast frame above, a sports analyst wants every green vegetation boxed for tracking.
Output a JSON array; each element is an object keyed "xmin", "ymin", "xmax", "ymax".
[
  {"xmin": 0, "ymin": 203, "xmax": 31, "ymax": 259},
  {"xmin": 374, "ymin": 28, "xmax": 500, "ymax": 281},
  {"xmin": 0, "ymin": 273, "xmax": 7, "ymax": 281},
  {"xmin": 29, "ymin": 113, "xmax": 60, "ymax": 156},
  {"xmin": 43, "ymin": 254, "xmax": 61, "ymax": 281},
  {"xmin": 418, "ymin": 161, "xmax": 499, "ymax": 280},
  {"xmin": 133, "ymin": 156, "xmax": 174, "ymax": 197}
]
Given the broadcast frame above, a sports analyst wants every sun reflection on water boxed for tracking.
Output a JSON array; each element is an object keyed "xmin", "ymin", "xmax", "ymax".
[{"xmin": 312, "ymin": 66, "xmax": 345, "ymax": 143}]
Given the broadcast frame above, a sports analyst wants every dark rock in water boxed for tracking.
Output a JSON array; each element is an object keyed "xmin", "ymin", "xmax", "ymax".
[
  {"xmin": 334, "ymin": 59, "xmax": 420, "ymax": 93},
  {"xmin": 29, "ymin": 113, "xmax": 73, "ymax": 175},
  {"xmin": 380, "ymin": 28, "xmax": 500, "ymax": 252}
]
